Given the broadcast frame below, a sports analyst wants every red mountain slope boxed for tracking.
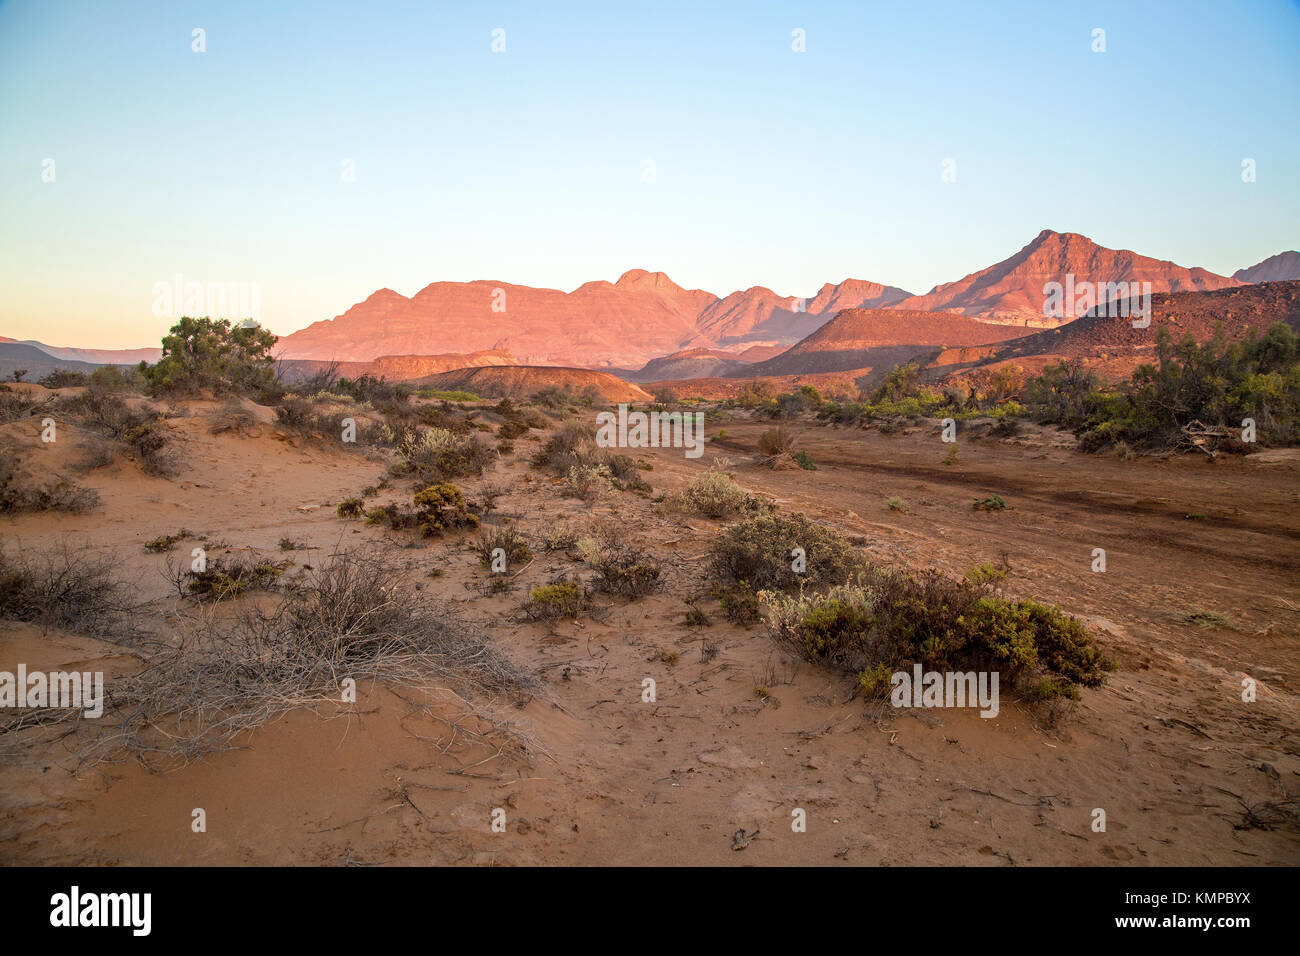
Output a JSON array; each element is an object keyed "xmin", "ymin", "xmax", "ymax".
[{"xmin": 890, "ymin": 230, "xmax": 1241, "ymax": 326}]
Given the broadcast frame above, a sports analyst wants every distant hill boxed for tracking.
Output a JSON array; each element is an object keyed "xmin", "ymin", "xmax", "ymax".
[
  {"xmin": 1234, "ymin": 251, "xmax": 1300, "ymax": 284},
  {"xmin": 0, "ymin": 343, "xmax": 111, "ymax": 380},
  {"xmin": 739, "ymin": 308, "xmax": 1027, "ymax": 377},
  {"xmin": 889, "ymin": 229, "xmax": 1241, "ymax": 325},
  {"xmin": 411, "ymin": 365, "xmax": 651, "ymax": 403},
  {"xmin": 277, "ymin": 349, "xmax": 518, "ymax": 383},
  {"xmin": 964, "ymin": 280, "xmax": 1300, "ymax": 382},
  {"xmin": 275, "ymin": 270, "xmax": 911, "ymax": 368},
  {"xmin": 0, "ymin": 337, "xmax": 159, "ymax": 366},
  {"xmin": 693, "ymin": 279, "xmax": 909, "ymax": 347}
]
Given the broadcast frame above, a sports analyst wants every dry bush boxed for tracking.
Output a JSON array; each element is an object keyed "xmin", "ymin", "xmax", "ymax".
[
  {"xmin": 475, "ymin": 526, "xmax": 532, "ymax": 569},
  {"xmin": 391, "ymin": 427, "xmax": 491, "ymax": 482},
  {"xmin": 208, "ymin": 399, "xmax": 259, "ymax": 436},
  {"xmin": 542, "ymin": 524, "xmax": 579, "ymax": 552},
  {"xmin": 69, "ymin": 437, "xmax": 117, "ymax": 473},
  {"xmin": 531, "ymin": 421, "xmax": 649, "ymax": 493},
  {"xmin": 531, "ymin": 420, "xmax": 598, "ymax": 474},
  {"xmin": 0, "ymin": 389, "xmax": 44, "ymax": 425},
  {"xmin": 0, "ymin": 544, "xmax": 141, "ymax": 639},
  {"xmin": 73, "ymin": 548, "xmax": 539, "ymax": 765},
  {"xmin": 52, "ymin": 386, "xmax": 182, "ymax": 477},
  {"xmin": 167, "ymin": 552, "xmax": 291, "ymax": 601},
  {"xmin": 588, "ymin": 543, "xmax": 662, "ymax": 597},
  {"xmin": 564, "ymin": 463, "xmax": 614, "ymax": 500},
  {"xmin": 0, "ymin": 442, "xmax": 100, "ymax": 515},
  {"xmin": 757, "ymin": 425, "xmax": 797, "ymax": 458},
  {"xmin": 670, "ymin": 471, "xmax": 772, "ymax": 520}
]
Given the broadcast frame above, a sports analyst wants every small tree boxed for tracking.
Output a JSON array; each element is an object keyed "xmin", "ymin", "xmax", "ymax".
[{"xmin": 140, "ymin": 317, "xmax": 277, "ymax": 395}]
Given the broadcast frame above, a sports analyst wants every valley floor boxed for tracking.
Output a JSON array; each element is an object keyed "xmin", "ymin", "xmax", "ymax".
[{"xmin": 2, "ymin": 407, "xmax": 1297, "ymax": 865}]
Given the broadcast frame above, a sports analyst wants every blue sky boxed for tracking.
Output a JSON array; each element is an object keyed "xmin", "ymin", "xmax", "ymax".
[{"xmin": 1, "ymin": 0, "xmax": 1297, "ymax": 348}]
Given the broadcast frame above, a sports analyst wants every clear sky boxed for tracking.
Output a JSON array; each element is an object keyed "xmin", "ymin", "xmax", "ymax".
[{"xmin": 1, "ymin": 0, "xmax": 1297, "ymax": 348}]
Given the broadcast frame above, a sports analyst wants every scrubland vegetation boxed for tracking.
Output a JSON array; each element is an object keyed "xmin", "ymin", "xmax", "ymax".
[{"xmin": 725, "ymin": 322, "xmax": 1300, "ymax": 457}]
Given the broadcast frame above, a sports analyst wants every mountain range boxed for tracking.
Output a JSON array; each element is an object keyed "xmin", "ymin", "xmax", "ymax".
[
  {"xmin": 276, "ymin": 230, "xmax": 1288, "ymax": 367},
  {"xmin": 4, "ymin": 232, "xmax": 1296, "ymax": 379}
]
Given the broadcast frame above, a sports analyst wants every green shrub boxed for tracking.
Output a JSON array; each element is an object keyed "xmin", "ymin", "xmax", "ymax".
[
  {"xmin": 337, "ymin": 497, "xmax": 365, "ymax": 519},
  {"xmin": 761, "ymin": 570, "xmax": 1116, "ymax": 705},
  {"xmin": 1024, "ymin": 323, "xmax": 1300, "ymax": 451},
  {"xmin": 710, "ymin": 512, "xmax": 867, "ymax": 591},
  {"xmin": 412, "ymin": 482, "xmax": 480, "ymax": 536},
  {"xmin": 38, "ymin": 369, "xmax": 88, "ymax": 389},
  {"xmin": 140, "ymin": 317, "xmax": 277, "ymax": 396},
  {"xmin": 524, "ymin": 579, "xmax": 586, "ymax": 620},
  {"xmin": 415, "ymin": 389, "xmax": 480, "ymax": 402},
  {"xmin": 712, "ymin": 580, "xmax": 761, "ymax": 626}
]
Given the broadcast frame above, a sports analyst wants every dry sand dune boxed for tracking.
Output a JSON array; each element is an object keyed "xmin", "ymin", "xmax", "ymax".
[{"xmin": 2, "ymin": 395, "xmax": 1296, "ymax": 866}]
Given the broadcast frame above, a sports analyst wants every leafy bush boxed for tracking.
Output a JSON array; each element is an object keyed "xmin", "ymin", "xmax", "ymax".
[
  {"xmin": 524, "ymin": 578, "xmax": 587, "ymax": 621},
  {"xmin": 761, "ymin": 569, "xmax": 1116, "ymax": 704},
  {"xmin": 391, "ymin": 427, "xmax": 491, "ymax": 482},
  {"xmin": 140, "ymin": 316, "xmax": 277, "ymax": 396},
  {"xmin": 1024, "ymin": 323, "xmax": 1300, "ymax": 451},
  {"xmin": 38, "ymin": 369, "xmax": 88, "ymax": 389},
  {"xmin": 412, "ymin": 482, "xmax": 480, "ymax": 536},
  {"xmin": 709, "ymin": 580, "xmax": 761, "ymax": 626},
  {"xmin": 531, "ymin": 386, "xmax": 574, "ymax": 410},
  {"xmin": 337, "ymin": 497, "xmax": 365, "ymax": 519}
]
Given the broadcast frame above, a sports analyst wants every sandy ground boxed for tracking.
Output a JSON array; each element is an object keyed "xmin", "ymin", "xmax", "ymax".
[{"xmin": 1, "ymin": 402, "xmax": 1297, "ymax": 865}]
